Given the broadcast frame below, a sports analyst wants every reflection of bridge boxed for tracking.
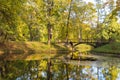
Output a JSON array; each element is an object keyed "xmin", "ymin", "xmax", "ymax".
[{"xmin": 69, "ymin": 39, "xmax": 109, "ymax": 47}]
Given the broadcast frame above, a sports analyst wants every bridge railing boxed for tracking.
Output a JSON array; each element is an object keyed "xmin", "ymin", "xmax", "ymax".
[
  {"xmin": 54, "ymin": 39, "xmax": 109, "ymax": 44},
  {"xmin": 67, "ymin": 39, "xmax": 97, "ymax": 43}
]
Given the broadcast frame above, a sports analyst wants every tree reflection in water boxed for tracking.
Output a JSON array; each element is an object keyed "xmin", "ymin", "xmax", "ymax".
[{"xmin": 0, "ymin": 59, "xmax": 120, "ymax": 80}]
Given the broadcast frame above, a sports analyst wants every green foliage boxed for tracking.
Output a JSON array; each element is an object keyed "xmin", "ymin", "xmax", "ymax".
[
  {"xmin": 75, "ymin": 44, "xmax": 94, "ymax": 52},
  {"xmin": 0, "ymin": 0, "xmax": 27, "ymax": 42},
  {"xmin": 100, "ymin": 16, "xmax": 120, "ymax": 40},
  {"xmin": 71, "ymin": 44, "xmax": 93, "ymax": 59},
  {"xmin": 1, "ymin": 0, "xmax": 120, "ymax": 44},
  {"xmin": 96, "ymin": 0, "xmax": 120, "ymax": 41}
]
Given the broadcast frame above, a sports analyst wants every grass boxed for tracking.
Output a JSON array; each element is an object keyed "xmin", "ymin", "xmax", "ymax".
[
  {"xmin": 2, "ymin": 41, "xmax": 120, "ymax": 60},
  {"xmin": 92, "ymin": 42, "xmax": 120, "ymax": 54},
  {"xmin": 0, "ymin": 41, "xmax": 69, "ymax": 60}
]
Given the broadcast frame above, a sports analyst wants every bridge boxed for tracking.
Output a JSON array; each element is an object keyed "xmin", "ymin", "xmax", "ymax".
[
  {"xmin": 56, "ymin": 39, "xmax": 109, "ymax": 48},
  {"xmin": 70, "ymin": 39, "xmax": 109, "ymax": 47}
]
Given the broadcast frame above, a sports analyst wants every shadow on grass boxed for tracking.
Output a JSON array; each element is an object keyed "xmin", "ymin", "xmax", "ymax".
[
  {"xmin": 0, "ymin": 42, "xmax": 70, "ymax": 60},
  {"xmin": 0, "ymin": 42, "xmax": 36, "ymax": 60}
]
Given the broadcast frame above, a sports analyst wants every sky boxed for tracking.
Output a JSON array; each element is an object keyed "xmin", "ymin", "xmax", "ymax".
[
  {"xmin": 84, "ymin": 0, "xmax": 96, "ymax": 3},
  {"xmin": 84, "ymin": 0, "xmax": 108, "ymax": 4},
  {"xmin": 84, "ymin": 0, "xmax": 120, "ymax": 23}
]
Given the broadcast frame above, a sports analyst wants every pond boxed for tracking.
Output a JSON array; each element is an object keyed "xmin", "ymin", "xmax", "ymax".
[{"xmin": 0, "ymin": 55, "xmax": 120, "ymax": 80}]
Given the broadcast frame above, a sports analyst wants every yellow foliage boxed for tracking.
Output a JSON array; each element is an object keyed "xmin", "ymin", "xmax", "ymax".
[
  {"xmin": 75, "ymin": 44, "xmax": 94, "ymax": 52},
  {"xmin": 39, "ymin": 60, "xmax": 47, "ymax": 70}
]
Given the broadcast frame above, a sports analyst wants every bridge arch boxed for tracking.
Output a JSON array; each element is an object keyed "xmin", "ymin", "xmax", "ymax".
[{"xmin": 68, "ymin": 39, "xmax": 109, "ymax": 48}]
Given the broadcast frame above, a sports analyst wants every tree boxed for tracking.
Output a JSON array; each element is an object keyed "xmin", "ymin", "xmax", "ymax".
[
  {"xmin": 68, "ymin": 1, "xmax": 96, "ymax": 41},
  {"xmin": 0, "ymin": 0, "xmax": 27, "ymax": 42},
  {"xmin": 101, "ymin": 16, "xmax": 120, "ymax": 41},
  {"xmin": 21, "ymin": 0, "xmax": 39, "ymax": 41},
  {"xmin": 97, "ymin": 0, "xmax": 120, "ymax": 41},
  {"xmin": 46, "ymin": 0, "xmax": 54, "ymax": 44}
]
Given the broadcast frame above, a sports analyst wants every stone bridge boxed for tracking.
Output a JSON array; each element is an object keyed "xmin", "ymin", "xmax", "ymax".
[{"xmin": 67, "ymin": 39, "xmax": 109, "ymax": 48}]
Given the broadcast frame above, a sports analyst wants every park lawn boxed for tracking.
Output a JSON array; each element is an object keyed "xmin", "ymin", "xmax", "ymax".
[
  {"xmin": 0, "ymin": 41, "xmax": 68, "ymax": 60},
  {"xmin": 92, "ymin": 42, "xmax": 120, "ymax": 54}
]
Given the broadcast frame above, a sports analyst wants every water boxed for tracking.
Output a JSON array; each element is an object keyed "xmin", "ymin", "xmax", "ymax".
[{"xmin": 0, "ymin": 56, "xmax": 120, "ymax": 80}]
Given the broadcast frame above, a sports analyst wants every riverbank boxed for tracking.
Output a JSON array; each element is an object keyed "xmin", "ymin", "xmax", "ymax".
[
  {"xmin": 0, "ymin": 41, "xmax": 69, "ymax": 60},
  {"xmin": 1, "ymin": 41, "xmax": 120, "ymax": 60},
  {"xmin": 92, "ymin": 42, "xmax": 120, "ymax": 54}
]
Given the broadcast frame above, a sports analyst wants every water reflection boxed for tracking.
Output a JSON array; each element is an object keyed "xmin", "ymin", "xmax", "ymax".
[{"xmin": 0, "ymin": 59, "xmax": 120, "ymax": 80}]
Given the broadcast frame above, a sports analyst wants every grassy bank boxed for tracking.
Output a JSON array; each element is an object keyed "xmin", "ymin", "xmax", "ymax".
[
  {"xmin": 2, "ymin": 41, "xmax": 120, "ymax": 60},
  {"xmin": 92, "ymin": 42, "xmax": 120, "ymax": 54},
  {"xmin": 0, "ymin": 41, "xmax": 69, "ymax": 60}
]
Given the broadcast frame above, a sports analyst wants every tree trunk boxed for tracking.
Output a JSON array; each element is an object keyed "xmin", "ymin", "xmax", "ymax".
[
  {"xmin": 28, "ymin": 25, "xmax": 33, "ymax": 41},
  {"xmin": 66, "ymin": 63, "xmax": 69, "ymax": 80},
  {"xmin": 47, "ymin": 0, "xmax": 53, "ymax": 45},
  {"xmin": 47, "ymin": 22, "xmax": 52, "ymax": 45},
  {"xmin": 47, "ymin": 59, "xmax": 52, "ymax": 80},
  {"xmin": 78, "ymin": 28, "xmax": 82, "ymax": 42},
  {"xmin": 66, "ymin": 0, "xmax": 73, "ymax": 43}
]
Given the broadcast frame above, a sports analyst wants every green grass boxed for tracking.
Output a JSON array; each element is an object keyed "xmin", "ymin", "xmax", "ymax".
[
  {"xmin": 0, "ymin": 41, "xmax": 68, "ymax": 60},
  {"xmin": 0, "ymin": 41, "xmax": 68, "ymax": 53},
  {"xmin": 92, "ymin": 42, "xmax": 120, "ymax": 54},
  {"xmin": 3, "ymin": 41, "xmax": 120, "ymax": 60}
]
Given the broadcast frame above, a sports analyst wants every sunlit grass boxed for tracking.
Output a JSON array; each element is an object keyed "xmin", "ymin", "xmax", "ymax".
[
  {"xmin": 0, "ymin": 41, "xmax": 68, "ymax": 60},
  {"xmin": 93, "ymin": 42, "xmax": 120, "ymax": 54}
]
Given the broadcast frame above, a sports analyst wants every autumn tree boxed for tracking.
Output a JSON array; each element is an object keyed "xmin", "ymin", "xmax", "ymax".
[{"xmin": 0, "ymin": 0, "xmax": 27, "ymax": 42}]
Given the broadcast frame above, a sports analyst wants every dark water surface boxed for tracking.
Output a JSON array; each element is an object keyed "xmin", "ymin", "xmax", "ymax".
[{"xmin": 0, "ymin": 56, "xmax": 120, "ymax": 80}]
